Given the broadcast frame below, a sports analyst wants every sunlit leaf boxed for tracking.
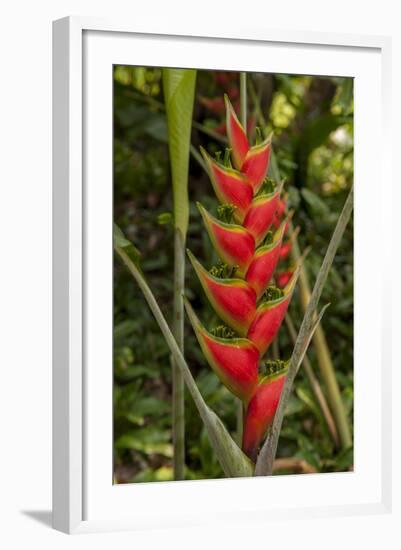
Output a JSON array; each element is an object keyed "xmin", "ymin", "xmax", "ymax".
[{"xmin": 163, "ymin": 68, "xmax": 197, "ymax": 237}]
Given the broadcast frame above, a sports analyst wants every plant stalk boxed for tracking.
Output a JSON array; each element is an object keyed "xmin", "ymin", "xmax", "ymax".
[
  {"xmin": 172, "ymin": 230, "xmax": 186, "ymax": 479},
  {"xmin": 190, "ymin": 145, "xmax": 207, "ymax": 172},
  {"xmin": 163, "ymin": 68, "xmax": 197, "ymax": 480},
  {"xmin": 255, "ymin": 185, "xmax": 354, "ymax": 476},
  {"xmin": 240, "ymin": 72, "xmax": 247, "ymax": 129}
]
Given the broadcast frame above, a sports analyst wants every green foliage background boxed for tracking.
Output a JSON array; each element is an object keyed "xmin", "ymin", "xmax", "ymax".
[{"xmin": 113, "ymin": 67, "xmax": 354, "ymax": 483}]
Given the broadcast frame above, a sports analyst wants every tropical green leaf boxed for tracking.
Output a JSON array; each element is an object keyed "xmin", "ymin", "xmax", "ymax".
[{"xmin": 163, "ymin": 68, "xmax": 197, "ymax": 238}]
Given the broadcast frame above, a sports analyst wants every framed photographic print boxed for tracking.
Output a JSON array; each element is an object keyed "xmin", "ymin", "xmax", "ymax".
[{"xmin": 52, "ymin": 16, "xmax": 392, "ymax": 534}]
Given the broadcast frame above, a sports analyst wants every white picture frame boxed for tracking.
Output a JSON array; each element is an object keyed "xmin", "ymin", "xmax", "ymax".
[{"xmin": 52, "ymin": 16, "xmax": 392, "ymax": 534}]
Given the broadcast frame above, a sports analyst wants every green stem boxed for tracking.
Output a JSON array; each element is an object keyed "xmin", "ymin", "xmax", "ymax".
[
  {"xmin": 115, "ymin": 246, "xmax": 254, "ymax": 478},
  {"xmin": 255, "ymin": 186, "xmax": 354, "ymax": 476},
  {"xmin": 192, "ymin": 120, "xmax": 228, "ymax": 145},
  {"xmin": 290, "ymin": 226, "xmax": 352, "ymax": 449},
  {"xmin": 248, "ymin": 78, "xmax": 267, "ymax": 129},
  {"xmin": 163, "ymin": 68, "xmax": 197, "ymax": 480},
  {"xmin": 272, "ymin": 337, "xmax": 280, "ymax": 360},
  {"xmin": 190, "ymin": 145, "xmax": 207, "ymax": 172},
  {"xmin": 240, "ymin": 72, "xmax": 247, "ymax": 129},
  {"xmin": 172, "ymin": 230, "xmax": 185, "ymax": 480}
]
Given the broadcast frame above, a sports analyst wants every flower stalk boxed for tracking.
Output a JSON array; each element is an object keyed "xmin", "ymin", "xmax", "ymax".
[
  {"xmin": 172, "ymin": 230, "xmax": 186, "ymax": 479},
  {"xmin": 163, "ymin": 68, "xmax": 197, "ymax": 479}
]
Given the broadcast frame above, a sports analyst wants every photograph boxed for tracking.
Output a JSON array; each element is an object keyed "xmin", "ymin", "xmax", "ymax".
[{"xmin": 112, "ymin": 66, "xmax": 354, "ymax": 484}]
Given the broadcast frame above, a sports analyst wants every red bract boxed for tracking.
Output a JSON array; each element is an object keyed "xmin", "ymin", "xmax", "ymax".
[
  {"xmin": 225, "ymin": 94, "xmax": 270, "ymax": 193},
  {"xmin": 247, "ymin": 269, "xmax": 299, "ymax": 355},
  {"xmin": 201, "ymin": 148, "xmax": 253, "ymax": 223},
  {"xmin": 214, "ymin": 71, "xmax": 239, "ymax": 87},
  {"xmin": 188, "ymin": 250, "xmax": 257, "ymax": 336},
  {"xmin": 200, "ymin": 95, "xmax": 240, "ymax": 116},
  {"xmin": 243, "ymin": 190, "xmax": 282, "ymax": 246},
  {"xmin": 198, "ymin": 203, "xmax": 255, "ymax": 276},
  {"xmin": 271, "ymin": 195, "xmax": 289, "ymax": 231},
  {"xmin": 241, "ymin": 139, "xmax": 271, "ymax": 193},
  {"xmin": 276, "ymin": 197, "xmax": 287, "ymax": 219},
  {"xmin": 276, "ymin": 270, "xmax": 294, "ymax": 289},
  {"xmin": 185, "ymin": 300, "xmax": 259, "ymax": 402},
  {"xmin": 245, "ymin": 221, "xmax": 287, "ymax": 299},
  {"xmin": 214, "ymin": 116, "xmax": 256, "ymax": 137},
  {"xmin": 186, "ymin": 94, "xmax": 299, "ymax": 463},
  {"xmin": 242, "ymin": 366, "xmax": 287, "ymax": 461},
  {"xmin": 225, "ymin": 94, "xmax": 249, "ymax": 170},
  {"xmin": 279, "ymin": 240, "xmax": 292, "ymax": 260}
]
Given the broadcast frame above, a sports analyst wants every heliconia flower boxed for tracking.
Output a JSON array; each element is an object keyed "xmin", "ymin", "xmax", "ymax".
[
  {"xmin": 187, "ymin": 89, "xmax": 301, "ymax": 463},
  {"xmin": 188, "ymin": 250, "xmax": 257, "ymax": 336},
  {"xmin": 227, "ymin": 87, "xmax": 239, "ymax": 100},
  {"xmin": 276, "ymin": 270, "xmax": 294, "ymax": 289},
  {"xmin": 200, "ymin": 95, "xmax": 240, "ymax": 116},
  {"xmin": 241, "ymin": 138, "xmax": 272, "ymax": 193},
  {"xmin": 214, "ymin": 72, "xmax": 239, "ymax": 87},
  {"xmin": 243, "ymin": 189, "xmax": 282, "ymax": 246},
  {"xmin": 214, "ymin": 116, "xmax": 256, "ymax": 138},
  {"xmin": 245, "ymin": 221, "xmax": 287, "ymax": 299},
  {"xmin": 276, "ymin": 197, "xmax": 287, "ymax": 217},
  {"xmin": 247, "ymin": 269, "xmax": 299, "ymax": 355},
  {"xmin": 224, "ymin": 94, "xmax": 249, "ymax": 170},
  {"xmin": 197, "ymin": 202, "xmax": 255, "ymax": 276},
  {"xmin": 184, "ymin": 299, "xmax": 259, "ymax": 402},
  {"xmin": 200, "ymin": 147, "xmax": 253, "ymax": 223},
  {"xmin": 214, "ymin": 121, "xmax": 230, "ymax": 136},
  {"xmin": 279, "ymin": 240, "xmax": 292, "ymax": 260},
  {"xmin": 199, "ymin": 95, "xmax": 226, "ymax": 114},
  {"xmin": 242, "ymin": 363, "xmax": 288, "ymax": 461}
]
